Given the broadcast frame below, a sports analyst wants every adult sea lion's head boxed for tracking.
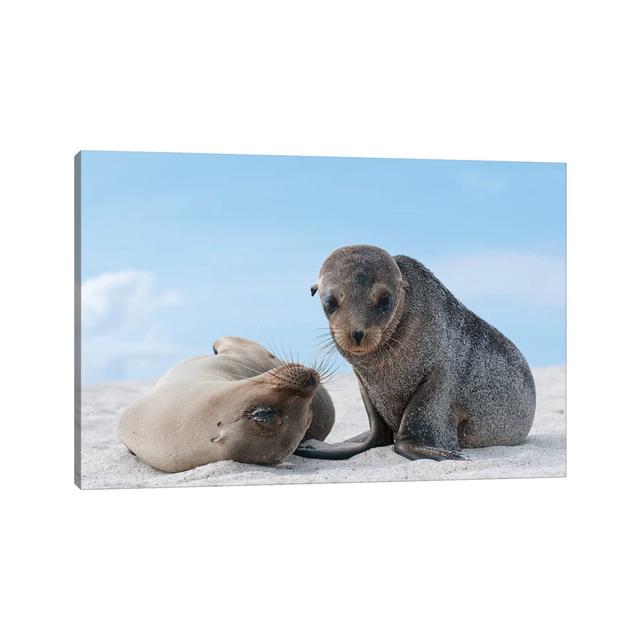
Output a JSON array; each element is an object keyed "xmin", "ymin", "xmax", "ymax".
[
  {"xmin": 214, "ymin": 361, "xmax": 320, "ymax": 466},
  {"xmin": 311, "ymin": 245, "xmax": 407, "ymax": 356}
]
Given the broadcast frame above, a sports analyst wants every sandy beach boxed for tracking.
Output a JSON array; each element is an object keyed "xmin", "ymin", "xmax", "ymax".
[{"xmin": 78, "ymin": 365, "xmax": 565, "ymax": 489}]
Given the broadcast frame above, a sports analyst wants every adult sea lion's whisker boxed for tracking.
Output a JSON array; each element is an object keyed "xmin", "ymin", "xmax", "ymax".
[
  {"xmin": 268, "ymin": 344, "xmax": 293, "ymax": 368},
  {"xmin": 221, "ymin": 359, "xmax": 267, "ymax": 377},
  {"xmin": 266, "ymin": 369, "xmax": 287, "ymax": 384}
]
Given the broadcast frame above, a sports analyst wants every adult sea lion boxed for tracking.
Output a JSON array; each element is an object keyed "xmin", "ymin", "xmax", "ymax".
[
  {"xmin": 118, "ymin": 336, "xmax": 335, "ymax": 472},
  {"xmin": 296, "ymin": 245, "xmax": 536, "ymax": 461}
]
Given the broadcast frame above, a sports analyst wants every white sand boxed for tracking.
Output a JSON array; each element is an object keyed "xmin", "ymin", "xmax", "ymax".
[{"xmin": 78, "ymin": 366, "xmax": 566, "ymax": 489}]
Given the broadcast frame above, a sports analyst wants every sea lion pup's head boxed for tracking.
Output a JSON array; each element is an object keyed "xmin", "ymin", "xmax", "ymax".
[
  {"xmin": 311, "ymin": 245, "xmax": 407, "ymax": 356},
  {"xmin": 217, "ymin": 361, "xmax": 320, "ymax": 466}
]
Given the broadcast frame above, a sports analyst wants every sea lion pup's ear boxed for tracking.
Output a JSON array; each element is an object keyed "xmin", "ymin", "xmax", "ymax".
[
  {"xmin": 400, "ymin": 279, "xmax": 409, "ymax": 291},
  {"xmin": 310, "ymin": 283, "xmax": 318, "ymax": 297}
]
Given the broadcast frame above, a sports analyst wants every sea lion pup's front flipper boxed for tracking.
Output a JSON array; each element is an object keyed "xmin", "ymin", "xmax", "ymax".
[
  {"xmin": 295, "ymin": 374, "xmax": 393, "ymax": 459},
  {"xmin": 294, "ymin": 432, "xmax": 391, "ymax": 459},
  {"xmin": 393, "ymin": 370, "xmax": 468, "ymax": 462}
]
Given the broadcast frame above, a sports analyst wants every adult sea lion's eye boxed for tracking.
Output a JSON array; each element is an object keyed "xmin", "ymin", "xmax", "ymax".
[
  {"xmin": 377, "ymin": 293, "xmax": 393, "ymax": 312},
  {"xmin": 324, "ymin": 297, "xmax": 338, "ymax": 315},
  {"xmin": 248, "ymin": 406, "xmax": 278, "ymax": 423}
]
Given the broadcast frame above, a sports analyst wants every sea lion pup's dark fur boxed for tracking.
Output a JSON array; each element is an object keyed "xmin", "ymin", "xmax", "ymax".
[{"xmin": 296, "ymin": 245, "xmax": 536, "ymax": 461}]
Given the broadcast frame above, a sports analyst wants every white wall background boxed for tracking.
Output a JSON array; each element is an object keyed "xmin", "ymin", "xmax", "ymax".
[{"xmin": 1, "ymin": 2, "xmax": 638, "ymax": 639}]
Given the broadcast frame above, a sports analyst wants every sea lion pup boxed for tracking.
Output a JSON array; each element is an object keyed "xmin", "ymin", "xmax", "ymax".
[
  {"xmin": 296, "ymin": 245, "xmax": 536, "ymax": 462},
  {"xmin": 118, "ymin": 337, "xmax": 335, "ymax": 472}
]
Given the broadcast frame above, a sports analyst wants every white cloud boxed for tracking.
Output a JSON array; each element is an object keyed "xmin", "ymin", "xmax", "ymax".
[
  {"xmin": 430, "ymin": 251, "xmax": 565, "ymax": 307},
  {"xmin": 82, "ymin": 270, "xmax": 184, "ymax": 333},
  {"xmin": 81, "ymin": 270, "xmax": 187, "ymax": 383}
]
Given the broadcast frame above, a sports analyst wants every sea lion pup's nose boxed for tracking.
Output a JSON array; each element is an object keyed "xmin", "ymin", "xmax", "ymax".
[{"xmin": 352, "ymin": 330, "xmax": 365, "ymax": 346}]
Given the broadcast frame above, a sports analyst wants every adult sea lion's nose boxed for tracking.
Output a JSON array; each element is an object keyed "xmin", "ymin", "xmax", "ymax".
[{"xmin": 352, "ymin": 330, "xmax": 365, "ymax": 345}]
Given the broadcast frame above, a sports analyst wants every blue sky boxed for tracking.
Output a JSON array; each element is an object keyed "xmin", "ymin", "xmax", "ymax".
[{"xmin": 80, "ymin": 151, "xmax": 566, "ymax": 384}]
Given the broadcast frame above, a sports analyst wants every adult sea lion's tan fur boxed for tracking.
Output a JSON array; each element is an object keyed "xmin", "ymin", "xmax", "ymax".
[
  {"xmin": 118, "ymin": 337, "xmax": 334, "ymax": 472},
  {"xmin": 211, "ymin": 337, "xmax": 335, "ymax": 442}
]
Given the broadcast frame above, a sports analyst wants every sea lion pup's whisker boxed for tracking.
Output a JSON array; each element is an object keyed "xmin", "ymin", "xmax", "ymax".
[
  {"xmin": 315, "ymin": 350, "xmax": 339, "ymax": 367},
  {"xmin": 314, "ymin": 336, "xmax": 336, "ymax": 347},
  {"xmin": 315, "ymin": 344, "xmax": 337, "ymax": 356},
  {"xmin": 318, "ymin": 348, "xmax": 340, "ymax": 363}
]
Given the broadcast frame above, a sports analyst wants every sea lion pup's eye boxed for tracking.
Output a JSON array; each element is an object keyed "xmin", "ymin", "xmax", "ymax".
[
  {"xmin": 377, "ymin": 293, "xmax": 393, "ymax": 312},
  {"xmin": 324, "ymin": 296, "xmax": 339, "ymax": 315},
  {"xmin": 247, "ymin": 406, "xmax": 279, "ymax": 424}
]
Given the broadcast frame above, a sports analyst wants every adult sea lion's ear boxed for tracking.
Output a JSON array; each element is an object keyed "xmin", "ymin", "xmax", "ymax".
[
  {"xmin": 400, "ymin": 279, "xmax": 409, "ymax": 291},
  {"xmin": 310, "ymin": 283, "xmax": 318, "ymax": 297}
]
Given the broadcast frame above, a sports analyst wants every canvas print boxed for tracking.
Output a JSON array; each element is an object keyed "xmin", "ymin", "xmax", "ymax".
[{"xmin": 75, "ymin": 151, "xmax": 566, "ymax": 489}]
